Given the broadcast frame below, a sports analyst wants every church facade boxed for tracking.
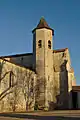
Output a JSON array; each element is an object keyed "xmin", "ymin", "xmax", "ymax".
[{"xmin": 0, "ymin": 17, "xmax": 77, "ymax": 112}]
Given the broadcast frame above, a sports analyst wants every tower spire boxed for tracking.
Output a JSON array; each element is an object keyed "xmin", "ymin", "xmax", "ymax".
[{"xmin": 32, "ymin": 17, "xmax": 54, "ymax": 35}]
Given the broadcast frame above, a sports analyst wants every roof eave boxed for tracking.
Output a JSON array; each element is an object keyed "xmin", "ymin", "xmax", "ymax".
[{"xmin": 32, "ymin": 27, "xmax": 54, "ymax": 35}]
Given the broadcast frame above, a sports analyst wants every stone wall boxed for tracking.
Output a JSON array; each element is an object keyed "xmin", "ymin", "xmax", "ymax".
[
  {"xmin": 4, "ymin": 54, "xmax": 33, "ymax": 70},
  {"xmin": 68, "ymin": 72, "xmax": 72, "ymax": 92},
  {"xmin": 53, "ymin": 51, "xmax": 65, "ymax": 72},
  {"xmin": 54, "ymin": 70, "xmax": 69, "ymax": 109},
  {"xmin": 33, "ymin": 28, "xmax": 54, "ymax": 109},
  {"xmin": 53, "ymin": 49, "xmax": 72, "ymax": 109},
  {"xmin": 0, "ymin": 59, "xmax": 36, "ymax": 112}
]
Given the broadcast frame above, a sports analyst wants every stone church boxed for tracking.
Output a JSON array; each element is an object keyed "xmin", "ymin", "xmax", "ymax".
[{"xmin": 0, "ymin": 17, "xmax": 78, "ymax": 112}]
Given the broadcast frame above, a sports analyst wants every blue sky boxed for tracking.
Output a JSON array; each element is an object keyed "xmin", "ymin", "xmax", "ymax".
[{"xmin": 0, "ymin": 0, "xmax": 80, "ymax": 84}]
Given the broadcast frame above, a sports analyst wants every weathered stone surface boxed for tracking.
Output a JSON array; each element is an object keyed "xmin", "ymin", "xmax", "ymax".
[
  {"xmin": 0, "ymin": 59, "xmax": 36, "ymax": 112},
  {"xmin": 0, "ymin": 18, "xmax": 75, "ymax": 111}
]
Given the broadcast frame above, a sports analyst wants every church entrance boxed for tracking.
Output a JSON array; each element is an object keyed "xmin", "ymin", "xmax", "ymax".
[
  {"xmin": 72, "ymin": 86, "xmax": 80, "ymax": 109},
  {"xmin": 72, "ymin": 91, "xmax": 78, "ymax": 109}
]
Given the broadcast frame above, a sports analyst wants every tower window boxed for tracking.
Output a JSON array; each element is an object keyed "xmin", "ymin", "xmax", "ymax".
[
  {"xmin": 48, "ymin": 40, "xmax": 51, "ymax": 49},
  {"xmin": 62, "ymin": 52, "xmax": 66, "ymax": 58},
  {"xmin": 38, "ymin": 40, "xmax": 42, "ymax": 48}
]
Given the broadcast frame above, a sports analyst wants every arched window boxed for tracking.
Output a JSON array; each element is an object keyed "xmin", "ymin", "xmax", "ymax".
[
  {"xmin": 48, "ymin": 40, "xmax": 51, "ymax": 49},
  {"xmin": 9, "ymin": 71, "xmax": 15, "ymax": 87},
  {"xmin": 9, "ymin": 71, "xmax": 12, "ymax": 87},
  {"xmin": 38, "ymin": 40, "xmax": 42, "ymax": 48},
  {"xmin": 62, "ymin": 52, "xmax": 66, "ymax": 58}
]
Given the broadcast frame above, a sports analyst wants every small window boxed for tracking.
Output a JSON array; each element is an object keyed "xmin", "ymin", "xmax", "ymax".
[
  {"xmin": 62, "ymin": 52, "xmax": 66, "ymax": 58},
  {"xmin": 9, "ymin": 71, "xmax": 15, "ymax": 87},
  {"xmin": 48, "ymin": 40, "xmax": 51, "ymax": 49},
  {"xmin": 9, "ymin": 71, "xmax": 12, "ymax": 87},
  {"xmin": 48, "ymin": 76, "xmax": 50, "ymax": 81},
  {"xmin": 38, "ymin": 40, "xmax": 42, "ymax": 48}
]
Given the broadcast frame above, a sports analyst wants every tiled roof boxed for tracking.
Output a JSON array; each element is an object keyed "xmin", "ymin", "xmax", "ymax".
[
  {"xmin": 32, "ymin": 17, "xmax": 54, "ymax": 35},
  {"xmin": 53, "ymin": 48, "xmax": 68, "ymax": 53}
]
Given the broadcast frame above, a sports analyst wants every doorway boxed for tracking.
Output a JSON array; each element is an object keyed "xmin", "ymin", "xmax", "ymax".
[{"xmin": 72, "ymin": 92, "xmax": 78, "ymax": 109}]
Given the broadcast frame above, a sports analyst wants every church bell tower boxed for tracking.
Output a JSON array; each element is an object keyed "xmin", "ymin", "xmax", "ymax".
[{"xmin": 32, "ymin": 17, "xmax": 54, "ymax": 109}]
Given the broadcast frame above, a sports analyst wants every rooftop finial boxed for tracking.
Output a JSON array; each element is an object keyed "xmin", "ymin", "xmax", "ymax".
[{"xmin": 41, "ymin": 16, "xmax": 44, "ymax": 19}]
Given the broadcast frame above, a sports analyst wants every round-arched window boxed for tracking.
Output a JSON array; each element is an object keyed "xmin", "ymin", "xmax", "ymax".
[
  {"xmin": 48, "ymin": 40, "xmax": 51, "ymax": 49},
  {"xmin": 38, "ymin": 40, "xmax": 42, "ymax": 48}
]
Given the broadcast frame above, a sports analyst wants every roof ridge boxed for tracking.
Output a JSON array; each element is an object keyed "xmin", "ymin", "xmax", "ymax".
[
  {"xmin": 0, "ymin": 53, "xmax": 33, "ymax": 58},
  {"xmin": 53, "ymin": 48, "xmax": 68, "ymax": 53}
]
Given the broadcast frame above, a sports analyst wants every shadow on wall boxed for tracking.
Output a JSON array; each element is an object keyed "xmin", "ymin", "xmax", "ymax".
[
  {"xmin": 0, "ymin": 60, "xmax": 36, "ymax": 112},
  {"xmin": 0, "ymin": 59, "xmax": 71, "ymax": 111},
  {"xmin": 35, "ymin": 60, "xmax": 70, "ymax": 111},
  {"xmin": 0, "ymin": 60, "xmax": 17, "ymax": 101},
  {"xmin": 48, "ymin": 102, "xmax": 57, "ymax": 110},
  {"xmin": 0, "ymin": 60, "xmax": 18, "ymax": 112},
  {"xmin": 56, "ymin": 60, "xmax": 69, "ymax": 110},
  {"xmin": 48, "ymin": 60, "xmax": 69, "ymax": 110}
]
